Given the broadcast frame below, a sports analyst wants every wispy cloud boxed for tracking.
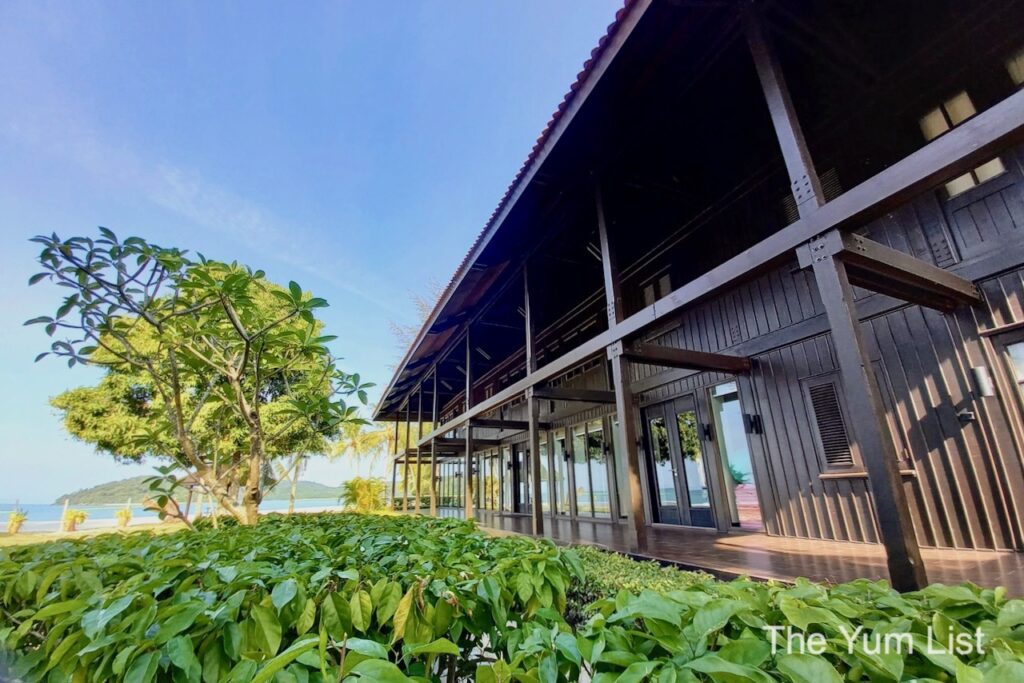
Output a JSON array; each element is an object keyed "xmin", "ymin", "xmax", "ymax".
[{"xmin": 1, "ymin": 90, "xmax": 408, "ymax": 318}]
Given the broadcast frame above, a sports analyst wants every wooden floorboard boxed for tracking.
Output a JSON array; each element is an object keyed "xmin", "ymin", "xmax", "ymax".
[{"xmin": 425, "ymin": 508, "xmax": 1024, "ymax": 595}]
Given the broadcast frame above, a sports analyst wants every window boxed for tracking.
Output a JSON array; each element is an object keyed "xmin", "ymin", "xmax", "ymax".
[
  {"xmin": 1005, "ymin": 341, "xmax": 1024, "ymax": 386},
  {"xmin": 1008, "ymin": 47, "xmax": 1024, "ymax": 87},
  {"xmin": 805, "ymin": 378, "xmax": 855, "ymax": 469},
  {"xmin": 642, "ymin": 272, "xmax": 672, "ymax": 307},
  {"xmin": 919, "ymin": 91, "xmax": 1006, "ymax": 197}
]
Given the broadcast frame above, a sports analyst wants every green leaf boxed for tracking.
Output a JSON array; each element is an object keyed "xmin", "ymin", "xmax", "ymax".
[
  {"xmin": 124, "ymin": 650, "xmax": 160, "ymax": 683},
  {"xmin": 165, "ymin": 635, "xmax": 200, "ymax": 674},
  {"xmin": 155, "ymin": 602, "xmax": 205, "ymax": 643},
  {"xmin": 984, "ymin": 662, "xmax": 1024, "ymax": 683},
  {"xmin": 776, "ymin": 654, "xmax": 843, "ymax": 683},
  {"xmin": 348, "ymin": 659, "xmax": 412, "ymax": 682},
  {"xmin": 391, "ymin": 587, "xmax": 415, "ymax": 644},
  {"xmin": 345, "ymin": 637, "xmax": 389, "ymax": 659},
  {"xmin": 271, "ymin": 579, "xmax": 298, "ymax": 612},
  {"xmin": 407, "ymin": 638, "xmax": 459, "ymax": 657},
  {"xmin": 350, "ymin": 589, "xmax": 373, "ymax": 633},
  {"xmin": 251, "ymin": 636, "xmax": 319, "ymax": 683},
  {"xmin": 81, "ymin": 595, "xmax": 134, "ymax": 639},
  {"xmin": 251, "ymin": 604, "xmax": 282, "ymax": 656},
  {"xmin": 375, "ymin": 582, "xmax": 402, "ymax": 625},
  {"xmin": 295, "ymin": 598, "xmax": 316, "ymax": 636},
  {"xmin": 288, "ymin": 281, "xmax": 303, "ymax": 302}
]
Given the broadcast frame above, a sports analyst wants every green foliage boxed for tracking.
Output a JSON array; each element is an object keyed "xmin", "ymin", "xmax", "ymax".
[
  {"xmin": 565, "ymin": 546, "xmax": 712, "ymax": 625},
  {"xmin": 0, "ymin": 513, "xmax": 578, "ymax": 681},
  {"xmin": 497, "ymin": 576, "xmax": 1024, "ymax": 682},
  {"xmin": 5, "ymin": 513, "xmax": 1024, "ymax": 681},
  {"xmin": 728, "ymin": 461, "xmax": 749, "ymax": 486},
  {"xmin": 339, "ymin": 478, "xmax": 387, "ymax": 512}
]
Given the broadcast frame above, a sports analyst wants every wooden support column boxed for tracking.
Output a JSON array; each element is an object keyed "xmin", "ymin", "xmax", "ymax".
[
  {"xmin": 415, "ymin": 386, "xmax": 423, "ymax": 514},
  {"xmin": 464, "ymin": 329, "xmax": 475, "ymax": 520},
  {"xmin": 524, "ymin": 264, "xmax": 545, "ymax": 536},
  {"xmin": 430, "ymin": 370, "xmax": 438, "ymax": 516},
  {"xmin": 805, "ymin": 244, "xmax": 927, "ymax": 591},
  {"xmin": 745, "ymin": 6, "xmax": 824, "ymax": 217},
  {"xmin": 391, "ymin": 418, "xmax": 400, "ymax": 510},
  {"xmin": 596, "ymin": 180, "xmax": 646, "ymax": 551},
  {"xmin": 403, "ymin": 402, "xmax": 411, "ymax": 513}
]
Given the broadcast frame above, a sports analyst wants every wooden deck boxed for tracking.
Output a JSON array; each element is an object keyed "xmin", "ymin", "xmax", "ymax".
[{"xmin": 428, "ymin": 508, "xmax": 1024, "ymax": 595}]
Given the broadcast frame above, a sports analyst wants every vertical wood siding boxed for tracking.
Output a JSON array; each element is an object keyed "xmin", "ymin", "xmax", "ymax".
[{"xmin": 630, "ymin": 152, "xmax": 1024, "ymax": 550}]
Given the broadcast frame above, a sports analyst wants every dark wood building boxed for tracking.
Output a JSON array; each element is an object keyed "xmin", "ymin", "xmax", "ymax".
[{"xmin": 374, "ymin": 0, "xmax": 1024, "ymax": 591}]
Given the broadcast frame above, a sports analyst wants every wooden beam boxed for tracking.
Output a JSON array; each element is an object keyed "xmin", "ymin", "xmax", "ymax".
[
  {"xmin": 607, "ymin": 343, "xmax": 647, "ymax": 552},
  {"xmin": 745, "ymin": 5, "xmax": 824, "ymax": 217},
  {"xmin": 798, "ymin": 229, "xmax": 981, "ymax": 311},
  {"xmin": 415, "ymin": 385, "xmax": 423, "ymax": 514},
  {"xmin": 597, "ymin": 179, "xmax": 646, "ymax": 552},
  {"xmin": 469, "ymin": 418, "xmax": 551, "ymax": 431},
  {"xmin": 464, "ymin": 330, "xmax": 475, "ymax": 520},
  {"xmin": 415, "ymin": 90, "xmax": 1024, "ymax": 446},
  {"xmin": 532, "ymin": 385, "xmax": 616, "ymax": 404},
  {"xmin": 809, "ymin": 252, "xmax": 927, "ymax": 591},
  {"xmin": 525, "ymin": 263, "xmax": 545, "ymax": 536},
  {"xmin": 622, "ymin": 342, "xmax": 752, "ymax": 373},
  {"xmin": 430, "ymin": 370, "xmax": 438, "ymax": 516}
]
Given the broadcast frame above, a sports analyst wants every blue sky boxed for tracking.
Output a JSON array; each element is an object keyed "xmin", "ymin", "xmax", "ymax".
[{"xmin": 0, "ymin": 0, "xmax": 620, "ymax": 503}]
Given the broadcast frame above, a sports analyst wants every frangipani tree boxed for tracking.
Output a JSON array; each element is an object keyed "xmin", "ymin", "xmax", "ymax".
[{"xmin": 28, "ymin": 228, "xmax": 372, "ymax": 525}]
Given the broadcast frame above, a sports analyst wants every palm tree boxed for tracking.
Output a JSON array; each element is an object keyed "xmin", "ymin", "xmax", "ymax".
[{"xmin": 333, "ymin": 422, "xmax": 391, "ymax": 475}]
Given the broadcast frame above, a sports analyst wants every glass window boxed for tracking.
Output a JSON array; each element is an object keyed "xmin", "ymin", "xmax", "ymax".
[
  {"xmin": 611, "ymin": 418, "xmax": 630, "ymax": 519},
  {"xmin": 676, "ymin": 409, "xmax": 709, "ymax": 508},
  {"xmin": 1006, "ymin": 341, "xmax": 1024, "ymax": 385},
  {"xmin": 539, "ymin": 442, "xmax": 550, "ymax": 512},
  {"xmin": 501, "ymin": 446, "xmax": 512, "ymax": 512},
  {"xmin": 572, "ymin": 425, "xmax": 592, "ymax": 516},
  {"xmin": 553, "ymin": 430, "xmax": 570, "ymax": 515},
  {"xmin": 919, "ymin": 91, "xmax": 1005, "ymax": 197},
  {"xmin": 587, "ymin": 420, "xmax": 611, "ymax": 518},
  {"xmin": 648, "ymin": 415, "xmax": 678, "ymax": 512}
]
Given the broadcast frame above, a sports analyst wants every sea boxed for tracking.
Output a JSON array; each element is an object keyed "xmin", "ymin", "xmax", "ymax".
[{"xmin": 1, "ymin": 498, "xmax": 343, "ymax": 533}]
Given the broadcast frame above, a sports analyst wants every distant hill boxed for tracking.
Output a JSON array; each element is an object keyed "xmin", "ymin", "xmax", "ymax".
[{"xmin": 55, "ymin": 476, "xmax": 341, "ymax": 505}]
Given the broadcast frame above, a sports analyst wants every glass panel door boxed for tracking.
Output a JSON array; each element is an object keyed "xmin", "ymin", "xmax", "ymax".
[
  {"xmin": 671, "ymin": 399, "xmax": 714, "ymax": 528},
  {"xmin": 709, "ymin": 382, "xmax": 762, "ymax": 530},
  {"xmin": 587, "ymin": 420, "xmax": 611, "ymax": 518},
  {"xmin": 571, "ymin": 425, "xmax": 593, "ymax": 516},
  {"xmin": 645, "ymin": 410, "xmax": 681, "ymax": 524},
  {"xmin": 539, "ymin": 441, "xmax": 550, "ymax": 513},
  {"xmin": 552, "ymin": 430, "xmax": 571, "ymax": 516}
]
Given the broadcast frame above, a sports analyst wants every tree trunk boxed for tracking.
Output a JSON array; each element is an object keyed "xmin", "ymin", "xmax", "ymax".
[
  {"xmin": 243, "ymin": 454, "xmax": 262, "ymax": 525},
  {"xmin": 289, "ymin": 472, "xmax": 298, "ymax": 515}
]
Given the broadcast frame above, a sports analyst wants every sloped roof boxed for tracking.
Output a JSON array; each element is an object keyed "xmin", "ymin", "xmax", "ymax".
[{"xmin": 374, "ymin": 0, "xmax": 646, "ymax": 419}]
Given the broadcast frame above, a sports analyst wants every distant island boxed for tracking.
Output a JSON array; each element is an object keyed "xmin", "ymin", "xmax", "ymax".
[{"xmin": 55, "ymin": 475, "xmax": 342, "ymax": 505}]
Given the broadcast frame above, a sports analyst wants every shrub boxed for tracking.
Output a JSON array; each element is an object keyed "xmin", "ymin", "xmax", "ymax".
[
  {"xmin": 5, "ymin": 511, "xmax": 27, "ymax": 535},
  {"xmin": 565, "ymin": 545, "xmax": 712, "ymax": 625},
  {"xmin": 492, "ymin": 576, "xmax": 1024, "ymax": 682},
  {"xmin": 339, "ymin": 477, "xmax": 386, "ymax": 512},
  {"xmin": 61, "ymin": 509, "xmax": 87, "ymax": 532},
  {"xmin": 115, "ymin": 507, "xmax": 133, "ymax": 528},
  {"xmin": 0, "ymin": 512, "xmax": 578, "ymax": 681}
]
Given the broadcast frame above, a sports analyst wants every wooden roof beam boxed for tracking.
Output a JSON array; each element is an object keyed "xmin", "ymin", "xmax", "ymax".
[
  {"xmin": 620, "ymin": 341, "xmax": 751, "ymax": 373},
  {"xmin": 469, "ymin": 418, "xmax": 551, "ymax": 431},
  {"xmin": 531, "ymin": 385, "xmax": 616, "ymax": 404},
  {"xmin": 797, "ymin": 229, "xmax": 982, "ymax": 311}
]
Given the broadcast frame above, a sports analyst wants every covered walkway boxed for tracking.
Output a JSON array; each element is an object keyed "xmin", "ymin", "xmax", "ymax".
[{"xmin": 424, "ymin": 510, "xmax": 1024, "ymax": 595}]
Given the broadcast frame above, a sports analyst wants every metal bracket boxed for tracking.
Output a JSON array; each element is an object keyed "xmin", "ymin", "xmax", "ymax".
[
  {"xmin": 792, "ymin": 173, "xmax": 816, "ymax": 206},
  {"xmin": 606, "ymin": 340, "xmax": 625, "ymax": 360}
]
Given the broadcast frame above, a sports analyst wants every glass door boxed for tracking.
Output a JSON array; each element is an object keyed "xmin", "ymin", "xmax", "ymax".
[
  {"xmin": 552, "ymin": 429, "xmax": 572, "ymax": 516},
  {"xmin": 570, "ymin": 420, "xmax": 612, "ymax": 518},
  {"xmin": 708, "ymin": 382, "xmax": 762, "ymax": 530},
  {"xmin": 642, "ymin": 395, "xmax": 715, "ymax": 527}
]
